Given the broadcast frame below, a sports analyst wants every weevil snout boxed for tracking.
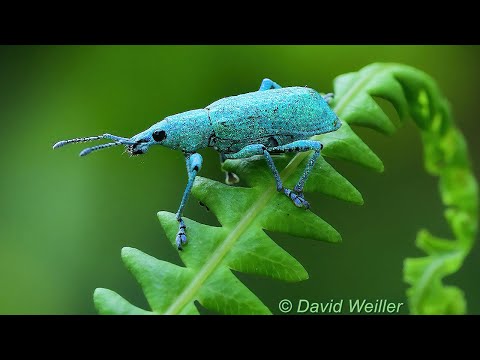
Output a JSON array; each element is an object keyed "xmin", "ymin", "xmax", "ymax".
[
  {"xmin": 126, "ymin": 141, "xmax": 149, "ymax": 156},
  {"xmin": 58, "ymin": 127, "xmax": 168, "ymax": 157},
  {"xmin": 127, "ymin": 130, "xmax": 159, "ymax": 156},
  {"xmin": 126, "ymin": 144, "xmax": 145, "ymax": 156}
]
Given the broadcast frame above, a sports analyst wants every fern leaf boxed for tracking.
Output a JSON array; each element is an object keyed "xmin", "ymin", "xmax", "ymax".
[{"xmin": 94, "ymin": 63, "xmax": 477, "ymax": 315}]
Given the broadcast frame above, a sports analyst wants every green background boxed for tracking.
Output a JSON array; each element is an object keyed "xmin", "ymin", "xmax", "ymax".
[{"xmin": 0, "ymin": 46, "xmax": 478, "ymax": 314}]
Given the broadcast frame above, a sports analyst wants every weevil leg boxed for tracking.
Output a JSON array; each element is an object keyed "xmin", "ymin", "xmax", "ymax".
[
  {"xmin": 220, "ymin": 153, "xmax": 240, "ymax": 185},
  {"xmin": 224, "ymin": 143, "xmax": 310, "ymax": 209},
  {"xmin": 175, "ymin": 153, "xmax": 203, "ymax": 250},
  {"xmin": 270, "ymin": 140, "xmax": 323, "ymax": 196},
  {"xmin": 225, "ymin": 144, "xmax": 283, "ymax": 191},
  {"xmin": 323, "ymin": 93, "xmax": 334, "ymax": 104},
  {"xmin": 258, "ymin": 78, "xmax": 282, "ymax": 91}
]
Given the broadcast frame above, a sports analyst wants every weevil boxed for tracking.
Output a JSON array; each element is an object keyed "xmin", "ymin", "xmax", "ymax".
[{"xmin": 53, "ymin": 78, "xmax": 342, "ymax": 250}]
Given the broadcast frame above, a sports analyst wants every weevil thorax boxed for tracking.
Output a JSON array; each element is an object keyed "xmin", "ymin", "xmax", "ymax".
[{"xmin": 127, "ymin": 109, "xmax": 212, "ymax": 155}]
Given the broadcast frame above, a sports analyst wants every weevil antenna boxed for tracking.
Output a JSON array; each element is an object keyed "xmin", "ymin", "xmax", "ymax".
[
  {"xmin": 79, "ymin": 142, "xmax": 123, "ymax": 157},
  {"xmin": 52, "ymin": 134, "xmax": 135, "ymax": 150}
]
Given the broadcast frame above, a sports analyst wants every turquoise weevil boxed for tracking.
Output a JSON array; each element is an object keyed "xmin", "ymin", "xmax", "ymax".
[{"xmin": 53, "ymin": 79, "xmax": 342, "ymax": 250}]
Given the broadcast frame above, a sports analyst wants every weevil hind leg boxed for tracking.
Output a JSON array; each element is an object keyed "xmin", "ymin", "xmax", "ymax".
[{"xmin": 220, "ymin": 153, "xmax": 240, "ymax": 185}]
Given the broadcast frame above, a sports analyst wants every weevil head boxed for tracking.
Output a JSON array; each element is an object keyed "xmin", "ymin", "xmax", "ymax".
[
  {"xmin": 53, "ymin": 109, "xmax": 212, "ymax": 157},
  {"xmin": 126, "ymin": 118, "xmax": 178, "ymax": 156},
  {"xmin": 126, "ymin": 121, "xmax": 172, "ymax": 156},
  {"xmin": 126, "ymin": 128, "xmax": 160, "ymax": 156},
  {"xmin": 129, "ymin": 110, "xmax": 213, "ymax": 154}
]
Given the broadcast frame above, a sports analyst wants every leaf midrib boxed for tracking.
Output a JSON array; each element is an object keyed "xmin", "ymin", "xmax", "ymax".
[{"xmin": 164, "ymin": 66, "xmax": 385, "ymax": 315}]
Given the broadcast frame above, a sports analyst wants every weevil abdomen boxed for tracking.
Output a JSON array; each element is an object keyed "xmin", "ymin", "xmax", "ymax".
[{"xmin": 207, "ymin": 87, "xmax": 337, "ymax": 153}]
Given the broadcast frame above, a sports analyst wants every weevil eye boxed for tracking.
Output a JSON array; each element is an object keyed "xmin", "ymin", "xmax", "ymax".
[{"xmin": 152, "ymin": 130, "xmax": 166, "ymax": 142}]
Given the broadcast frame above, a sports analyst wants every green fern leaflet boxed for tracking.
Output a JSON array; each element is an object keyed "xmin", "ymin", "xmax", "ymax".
[{"xmin": 94, "ymin": 63, "xmax": 478, "ymax": 315}]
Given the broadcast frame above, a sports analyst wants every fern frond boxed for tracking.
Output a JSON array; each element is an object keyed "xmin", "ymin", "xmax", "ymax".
[{"xmin": 94, "ymin": 63, "xmax": 477, "ymax": 315}]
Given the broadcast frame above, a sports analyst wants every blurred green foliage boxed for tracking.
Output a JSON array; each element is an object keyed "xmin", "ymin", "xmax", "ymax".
[{"xmin": 0, "ymin": 46, "xmax": 478, "ymax": 314}]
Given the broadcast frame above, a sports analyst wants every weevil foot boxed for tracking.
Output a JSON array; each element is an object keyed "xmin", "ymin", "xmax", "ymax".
[
  {"xmin": 293, "ymin": 184, "xmax": 303, "ymax": 193},
  {"xmin": 323, "ymin": 93, "xmax": 334, "ymax": 104},
  {"xmin": 225, "ymin": 171, "xmax": 240, "ymax": 185},
  {"xmin": 176, "ymin": 232, "xmax": 187, "ymax": 250},
  {"xmin": 283, "ymin": 188, "xmax": 310, "ymax": 209},
  {"xmin": 175, "ymin": 219, "xmax": 188, "ymax": 250}
]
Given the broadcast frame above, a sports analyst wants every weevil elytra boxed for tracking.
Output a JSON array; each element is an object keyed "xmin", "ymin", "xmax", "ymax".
[{"xmin": 53, "ymin": 78, "xmax": 342, "ymax": 250}]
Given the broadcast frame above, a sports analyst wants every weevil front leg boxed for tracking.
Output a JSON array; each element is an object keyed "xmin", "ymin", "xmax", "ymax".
[
  {"xmin": 224, "ymin": 143, "xmax": 311, "ymax": 209},
  {"xmin": 175, "ymin": 153, "xmax": 203, "ymax": 250}
]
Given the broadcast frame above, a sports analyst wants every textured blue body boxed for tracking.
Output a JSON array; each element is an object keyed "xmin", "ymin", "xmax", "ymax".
[
  {"xmin": 139, "ymin": 86, "xmax": 340, "ymax": 154},
  {"xmin": 207, "ymin": 87, "xmax": 339, "ymax": 153},
  {"xmin": 53, "ymin": 78, "xmax": 342, "ymax": 250}
]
